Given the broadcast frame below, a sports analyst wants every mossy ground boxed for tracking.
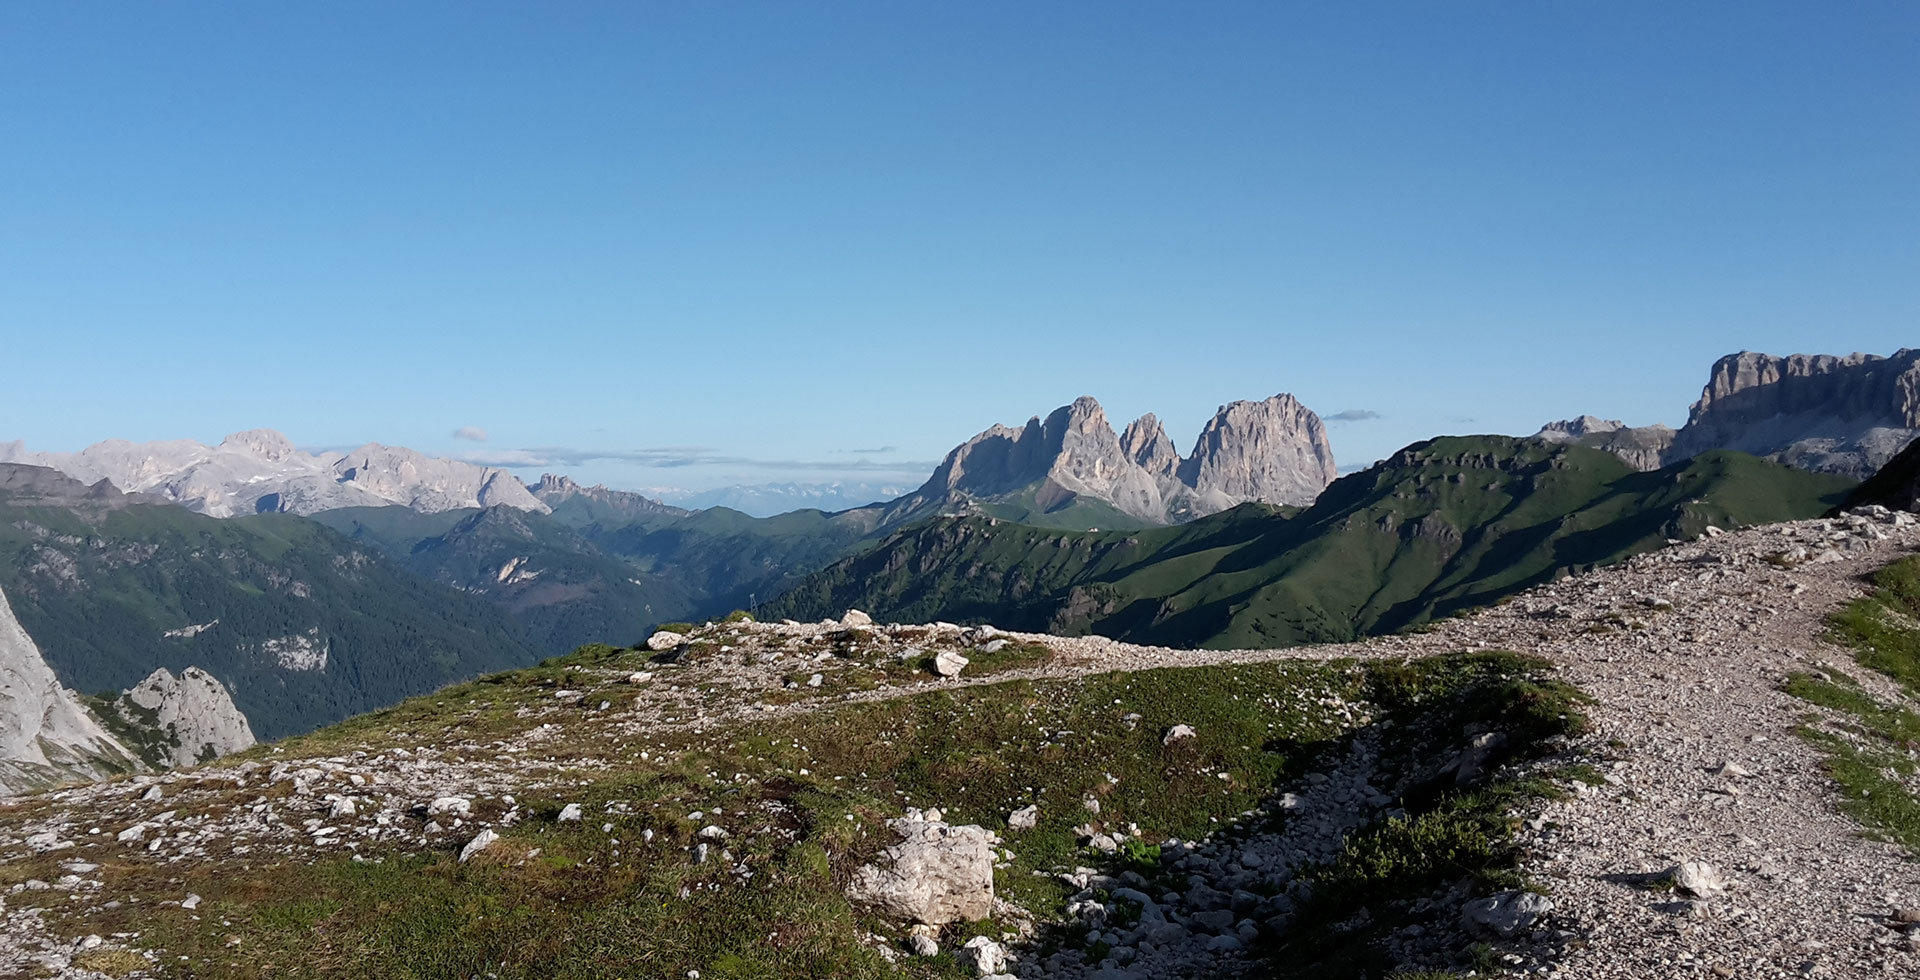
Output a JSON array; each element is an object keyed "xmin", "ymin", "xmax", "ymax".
[
  {"xmin": 1783, "ymin": 554, "xmax": 1920, "ymax": 856},
  {"xmin": 26, "ymin": 648, "xmax": 1587, "ymax": 980}
]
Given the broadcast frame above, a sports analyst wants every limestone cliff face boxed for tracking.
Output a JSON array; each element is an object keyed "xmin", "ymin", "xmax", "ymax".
[
  {"xmin": 1120, "ymin": 414, "xmax": 1181, "ymax": 479},
  {"xmin": 1535, "ymin": 350, "xmax": 1920, "ymax": 478},
  {"xmin": 532, "ymin": 475, "xmax": 691, "ymax": 521},
  {"xmin": 1667, "ymin": 350, "xmax": 1920, "ymax": 476},
  {"xmin": 121, "ymin": 668, "xmax": 256, "ymax": 768},
  {"xmin": 1179, "ymin": 394, "xmax": 1339, "ymax": 512},
  {"xmin": 0, "ymin": 585, "xmax": 139, "ymax": 796},
  {"xmin": 894, "ymin": 393, "xmax": 1338, "ymax": 524},
  {"xmin": 1533, "ymin": 417, "xmax": 1628, "ymax": 444}
]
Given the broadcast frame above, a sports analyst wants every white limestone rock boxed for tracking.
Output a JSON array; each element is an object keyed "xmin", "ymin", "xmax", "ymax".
[
  {"xmin": 3, "ymin": 430, "xmax": 550, "ymax": 518},
  {"xmin": 122, "ymin": 667, "xmax": 256, "ymax": 767},
  {"xmin": 847, "ymin": 816, "xmax": 995, "ymax": 926},
  {"xmin": 459, "ymin": 829, "xmax": 500, "ymax": 863},
  {"xmin": 0, "ymin": 585, "xmax": 141, "ymax": 796}
]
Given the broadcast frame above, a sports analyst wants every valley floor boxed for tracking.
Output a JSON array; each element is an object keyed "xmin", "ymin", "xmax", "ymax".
[{"xmin": 3, "ymin": 511, "xmax": 1919, "ymax": 978}]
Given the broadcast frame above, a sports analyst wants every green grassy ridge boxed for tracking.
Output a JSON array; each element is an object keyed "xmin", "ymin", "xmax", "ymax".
[
  {"xmin": 1783, "ymin": 555, "xmax": 1920, "ymax": 856},
  {"xmin": 768, "ymin": 438, "xmax": 1855, "ymax": 649},
  {"xmin": 0, "ymin": 499, "xmax": 540, "ymax": 741},
  {"xmin": 76, "ymin": 648, "xmax": 1587, "ymax": 979}
]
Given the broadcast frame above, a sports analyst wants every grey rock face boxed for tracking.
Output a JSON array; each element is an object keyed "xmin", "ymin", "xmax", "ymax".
[
  {"xmin": 1178, "ymin": 394, "xmax": 1338, "ymax": 513},
  {"xmin": 0, "ymin": 585, "xmax": 140, "ymax": 796},
  {"xmin": 530, "ymin": 473, "xmax": 690, "ymax": 520},
  {"xmin": 122, "ymin": 667, "xmax": 257, "ymax": 767},
  {"xmin": 1670, "ymin": 349, "xmax": 1920, "ymax": 476},
  {"xmin": 1120, "ymin": 414, "xmax": 1181, "ymax": 479},
  {"xmin": 1540, "ymin": 350, "xmax": 1920, "ymax": 477},
  {"xmin": 1532, "ymin": 416, "xmax": 1627, "ymax": 443},
  {"xmin": 893, "ymin": 393, "xmax": 1337, "ymax": 525},
  {"xmin": 5, "ymin": 430, "xmax": 550, "ymax": 518}
]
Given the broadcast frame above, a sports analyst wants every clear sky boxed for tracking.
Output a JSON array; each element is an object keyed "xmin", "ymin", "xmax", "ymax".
[{"xmin": 3, "ymin": 2, "xmax": 1915, "ymax": 491}]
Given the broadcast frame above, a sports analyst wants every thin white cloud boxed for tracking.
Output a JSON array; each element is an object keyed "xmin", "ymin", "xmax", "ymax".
[
  {"xmin": 1325, "ymin": 410, "xmax": 1382, "ymax": 423},
  {"xmin": 446, "ymin": 444, "xmax": 939, "ymax": 474},
  {"xmin": 452, "ymin": 426, "xmax": 490, "ymax": 442}
]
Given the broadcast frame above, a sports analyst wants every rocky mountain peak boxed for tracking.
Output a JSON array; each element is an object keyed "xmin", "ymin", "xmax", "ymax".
[
  {"xmin": 1533, "ymin": 416, "xmax": 1627, "ymax": 443},
  {"xmin": 219, "ymin": 429, "xmax": 299, "ymax": 461},
  {"xmin": 533, "ymin": 473, "xmax": 583, "ymax": 496},
  {"xmin": 897, "ymin": 392, "xmax": 1338, "ymax": 525},
  {"xmin": 1180, "ymin": 394, "xmax": 1338, "ymax": 510},
  {"xmin": 529, "ymin": 473, "xmax": 691, "ymax": 521},
  {"xmin": 121, "ymin": 667, "xmax": 256, "ymax": 768},
  {"xmin": 1120, "ymin": 414, "xmax": 1180, "ymax": 478},
  {"xmin": 3, "ymin": 432, "xmax": 553, "ymax": 518}
]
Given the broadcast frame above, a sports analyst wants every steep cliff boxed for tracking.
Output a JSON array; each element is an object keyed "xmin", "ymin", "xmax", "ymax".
[
  {"xmin": 1536, "ymin": 349, "xmax": 1919, "ymax": 478},
  {"xmin": 0, "ymin": 584, "xmax": 140, "ymax": 796}
]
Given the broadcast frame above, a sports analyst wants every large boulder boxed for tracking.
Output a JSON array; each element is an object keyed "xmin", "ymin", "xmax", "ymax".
[{"xmin": 847, "ymin": 814, "xmax": 995, "ymax": 926}]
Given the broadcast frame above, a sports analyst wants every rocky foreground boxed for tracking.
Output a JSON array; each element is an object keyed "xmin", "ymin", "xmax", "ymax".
[{"xmin": 2, "ymin": 508, "xmax": 1919, "ymax": 978}]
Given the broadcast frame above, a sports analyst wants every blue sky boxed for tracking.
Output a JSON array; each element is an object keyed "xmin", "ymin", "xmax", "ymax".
[{"xmin": 3, "ymin": 2, "xmax": 1915, "ymax": 490}]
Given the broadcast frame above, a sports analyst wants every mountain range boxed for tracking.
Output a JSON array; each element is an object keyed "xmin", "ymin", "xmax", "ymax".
[
  {"xmin": 2, "ymin": 347, "xmax": 1916, "ymax": 793},
  {"xmin": 875, "ymin": 392, "xmax": 1336, "ymax": 529},
  {"xmin": 1536, "ymin": 349, "xmax": 1920, "ymax": 478},
  {"xmin": 767, "ymin": 436, "xmax": 1855, "ymax": 646},
  {"xmin": 0, "ymin": 429, "xmax": 546, "ymax": 518},
  {"xmin": 0, "ymin": 463, "xmax": 539, "ymax": 742}
]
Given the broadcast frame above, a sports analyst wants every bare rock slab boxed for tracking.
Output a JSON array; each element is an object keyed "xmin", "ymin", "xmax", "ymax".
[{"xmin": 847, "ymin": 816, "xmax": 994, "ymax": 926}]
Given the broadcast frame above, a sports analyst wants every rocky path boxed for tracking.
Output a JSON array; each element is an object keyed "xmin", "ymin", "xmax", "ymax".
[{"xmin": 4, "ymin": 510, "xmax": 1919, "ymax": 977}]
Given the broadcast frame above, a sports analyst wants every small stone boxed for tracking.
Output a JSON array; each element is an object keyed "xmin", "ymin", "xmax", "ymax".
[
  {"xmin": 1461, "ymin": 889, "xmax": 1554, "ymax": 939},
  {"xmin": 558, "ymin": 803, "xmax": 583, "ymax": 823},
  {"xmin": 957, "ymin": 936, "xmax": 1008, "ymax": 976},
  {"xmin": 909, "ymin": 925, "xmax": 940, "ymax": 957},
  {"xmin": 427, "ymin": 796, "xmax": 473, "ymax": 819},
  {"xmin": 1673, "ymin": 860, "xmax": 1726, "ymax": 898},
  {"xmin": 807, "ymin": 673, "xmax": 823, "ymax": 688},
  {"xmin": 1162, "ymin": 724, "xmax": 1197, "ymax": 745},
  {"xmin": 841, "ymin": 609, "xmax": 874, "ymax": 627},
  {"xmin": 646, "ymin": 630, "xmax": 686, "ymax": 651},
  {"xmin": 1007, "ymin": 805, "xmax": 1039, "ymax": 831},
  {"xmin": 626, "ymin": 671, "xmax": 655, "ymax": 684},
  {"xmin": 181, "ymin": 893, "xmax": 201, "ymax": 910},
  {"xmin": 934, "ymin": 650, "xmax": 970, "ymax": 677},
  {"xmin": 459, "ymin": 829, "xmax": 500, "ymax": 863}
]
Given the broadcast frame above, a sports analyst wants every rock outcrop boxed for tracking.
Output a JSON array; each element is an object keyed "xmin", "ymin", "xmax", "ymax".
[
  {"xmin": 888, "ymin": 394, "xmax": 1336, "ymax": 525},
  {"xmin": 1537, "ymin": 350, "xmax": 1920, "ymax": 478},
  {"xmin": 531, "ymin": 473, "xmax": 691, "ymax": 522},
  {"xmin": 846, "ymin": 811, "xmax": 996, "ymax": 926},
  {"xmin": 0, "ymin": 585, "xmax": 140, "ymax": 796},
  {"xmin": 1543, "ymin": 347, "xmax": 1920, "ymax": 478},
  {"xmin": 1532, "ymin": 416, "xmax": 1627, "ymax": 443},
  {"xmin": 114, "ymin": 667, "xmax": 257, "ymax": 768},
  {"xmin": 2, "ymin": 430, "xmax": 549, "ymax": 518},
  {"xmin": 1669, "ymin": 349, "xmax": 1920, "ymax": 476}
]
